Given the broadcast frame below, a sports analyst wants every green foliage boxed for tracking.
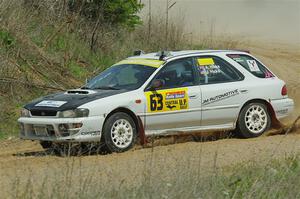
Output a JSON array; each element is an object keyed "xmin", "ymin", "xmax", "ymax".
[
  {"xmin": 68, "ymin": 60, "xmax": 87, "ymax": 79},
  {"xmin": 0, "ymin": 132, "xmax": 5, "ymax": 139},
  {"xmin": 68, "ymin": 0, "xmax": 144, "ymax": 28},
  {"xmin": 0, "ymin": 30, "xmax": 15, "ymax": 47},
  {"xmin": 55, "ymin": 36, "xmax": 67, "ymax": 50},
  {"xmin": 103, "ymin": 0, "xmax": 144, "ymax": 28}
]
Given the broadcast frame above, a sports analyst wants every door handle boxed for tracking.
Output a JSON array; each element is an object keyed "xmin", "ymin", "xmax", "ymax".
[
  {"xmin": 239, "ymin": 89, "xmax": 248, "ymax": 94},
  {"xmin": 189, "ymin": 94, "xmax": 198, "ymax": 99}
]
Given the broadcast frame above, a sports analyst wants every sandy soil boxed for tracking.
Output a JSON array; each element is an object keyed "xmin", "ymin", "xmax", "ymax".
[{"xmin": 0, "ymin": 42, "xmax": 299, "ymax": 197}]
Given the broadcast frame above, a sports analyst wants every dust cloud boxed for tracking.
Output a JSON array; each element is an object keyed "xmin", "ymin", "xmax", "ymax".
[{"xmin": 140, "ymin": 0, "xmax": 300, "ymax": 46}]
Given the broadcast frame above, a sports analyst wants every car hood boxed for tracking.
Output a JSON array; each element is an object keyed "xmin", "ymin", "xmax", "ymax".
[{"xmin": 24, "ymin": 89, "xmax": 127, "ymax": 111}]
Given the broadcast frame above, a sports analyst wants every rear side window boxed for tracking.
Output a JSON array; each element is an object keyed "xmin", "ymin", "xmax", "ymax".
[
  {"xmin": 227, "ymin": 54, "xmax": 274, "ymax": 78},
  {"xmin": 196, "ymin": 56, "xmax": 244, "ymax": 84}
]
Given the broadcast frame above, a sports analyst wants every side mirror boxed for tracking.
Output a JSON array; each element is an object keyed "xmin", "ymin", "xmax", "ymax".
[{"xmin": 150, "ymin": 79, "xmax": 165, "ymax": 90}]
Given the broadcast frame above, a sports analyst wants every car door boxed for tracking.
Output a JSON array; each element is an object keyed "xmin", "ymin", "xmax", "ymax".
[
  {"xmin": 195, "ymin": 56, "xmax": 247, "ymax": 127},
  {"xmin": 144, "ymin": 57, "xmax": 202, "ymax": 133}
]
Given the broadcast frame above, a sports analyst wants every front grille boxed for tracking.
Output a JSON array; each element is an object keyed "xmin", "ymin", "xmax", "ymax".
[
  {"xmin": 32, "ymin": 125, "xmax": 56, "ymax": 137},
  {"xmin": 30, "ymin": 110, "xmax": 57, "ymax": 117},
  {"xmin": 46, "ymin": 125, "xmax": 55, "ymax": 136}
]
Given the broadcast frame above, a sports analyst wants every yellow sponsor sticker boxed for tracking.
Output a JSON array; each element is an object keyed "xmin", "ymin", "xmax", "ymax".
[
  {"xmin": 145, "ymin": 88, "xmax": 189, "ymax": 112},
  {"xmin": 197, "ymin": 58, "xmax": 215, "ymax": 66}
]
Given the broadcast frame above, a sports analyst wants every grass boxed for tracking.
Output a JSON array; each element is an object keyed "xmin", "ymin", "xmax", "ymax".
[
  {"xmin": 0, "ymin": 2, "xmax": 299, "ymax": 199},
  {"xmin": 5, "ymin": 148, "xmax": 300, "ymax": 199},
  {"xmin": 0, "ymin": 131, "xmax": 7, "ymax": 139},
  {"xmin": 0, "ymin": 0, "xmax": 242, "ymax": 139},
  {"xmin": 219, "ymin": 157, "xmax": 300, "ymax": 198},
  {"xmin": 0, "ymin": 29, "xmax": 16, "ymax": 47}
]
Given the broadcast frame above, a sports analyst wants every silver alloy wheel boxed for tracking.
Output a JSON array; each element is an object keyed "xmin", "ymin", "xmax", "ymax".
[
  {"xmin": 244, "ymin": 104, "xmax": 268, "ymax": 134},
  {"xmin": 111, "ymin": 119, "xmax": 133, "ymax": 149}
]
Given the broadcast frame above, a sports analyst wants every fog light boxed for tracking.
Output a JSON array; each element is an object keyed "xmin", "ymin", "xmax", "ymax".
[
  {"xmin": 58, "ymin": 123, "xmax": 83, "ymax": 136},
  {"xmin": 72, "ymin": 123, "xmax": 83, "ymax": 128},
  {"xmin": 58, "ymin": 124, "xmax": 69, "ymax": 133}
]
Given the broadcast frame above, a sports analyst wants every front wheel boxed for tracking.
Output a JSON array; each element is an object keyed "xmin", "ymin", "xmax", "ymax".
[
  {"xmin": 236, "ymin": 103, "xmax": 271, "ymax": 138},
  {"xmin": 102, "ymin": 112, "xmax": 137, "ymax": 153}
]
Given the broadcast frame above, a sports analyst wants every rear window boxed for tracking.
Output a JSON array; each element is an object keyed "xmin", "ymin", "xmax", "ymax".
[
  {"xmin": 196, "ymin": 56, "xmax": 244, "ymax": 84},
  {"xmin": 227, "ymin": 54, "xmax": 274, "ymax": 78}
]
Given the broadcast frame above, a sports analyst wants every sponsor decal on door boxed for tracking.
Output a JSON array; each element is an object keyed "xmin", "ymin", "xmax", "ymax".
[
  {"xmin": 202, "ymin": 89, "xmax": 239, "ymax": 105},
  {"xmin": 145, "ymin": 88, "xmax": 189, "ymax": 112}
]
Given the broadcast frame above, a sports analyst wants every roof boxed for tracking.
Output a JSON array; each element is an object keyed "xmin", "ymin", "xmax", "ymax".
[
  {"xmin": 128, "ymin": 50, "xmax": 249, "ymax": 61},
  {"xmin": 114, "ymin": 50, "xmax": 249, "ymax": 68}
]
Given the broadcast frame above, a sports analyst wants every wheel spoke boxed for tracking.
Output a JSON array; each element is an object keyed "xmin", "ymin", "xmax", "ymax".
[
  {"xmin": 110, "ymin": 118, "xmax": 133, "ymax": 149},
  {"xmin": 244, "ymin": 104, "xmax": 268, "ymax": 134}
]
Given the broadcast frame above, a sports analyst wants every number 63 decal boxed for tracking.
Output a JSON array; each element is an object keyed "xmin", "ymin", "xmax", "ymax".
[
  {"xmin": 145, "ymin": 88, "xmax": 189, "ymax": 113},
  {"xmin": 149, "ymin": 94, "xmax": 163, "ymax": 111}
]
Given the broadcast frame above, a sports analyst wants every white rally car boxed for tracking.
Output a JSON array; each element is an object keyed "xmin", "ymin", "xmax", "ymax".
[{"xmin": 18, "ymin": 50, "xmax": 294, "ymax": 153}]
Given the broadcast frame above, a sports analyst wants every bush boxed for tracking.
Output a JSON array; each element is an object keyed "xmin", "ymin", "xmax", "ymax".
[{"xmin": 73, "ymin": 0, "xmax": 143, "ymax": 28}]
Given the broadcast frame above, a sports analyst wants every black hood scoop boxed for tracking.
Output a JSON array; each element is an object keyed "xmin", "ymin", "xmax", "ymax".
[
  {"xmin": 24, "ymin": 89, "xmax": 127, "ymax": 111},
  {"xmin": 66, "ymin": 89, "xmax": 95, "ymax": 95}
]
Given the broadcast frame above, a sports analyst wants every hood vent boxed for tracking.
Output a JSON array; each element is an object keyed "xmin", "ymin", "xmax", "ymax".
[{"xmin": 66, "ymin": 89, "xmax": 96, "ymax": 95}]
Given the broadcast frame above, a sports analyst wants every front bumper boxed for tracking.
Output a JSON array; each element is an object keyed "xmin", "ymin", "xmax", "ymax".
[
  {"xmin": 18, "ymin": 115, "xmax": 105, "ymax": 142},
  {"xmin": 270, "ymin": 97, "xmax": 294, "ymax": 120}
]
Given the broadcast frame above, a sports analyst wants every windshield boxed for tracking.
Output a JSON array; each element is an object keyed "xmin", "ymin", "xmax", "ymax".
[{"xmin": 84, "ymin": 64, "xmax": 157, "ymax": 90}]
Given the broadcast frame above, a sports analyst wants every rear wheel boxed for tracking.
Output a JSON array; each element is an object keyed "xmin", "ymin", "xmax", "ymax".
[
  {"xmin": 102, "ymin": 112, "xmax": 137, "ymax": 153},
  {"xmin": 236, "ymin": 102, "xmax": 271, "ymax": 138}
]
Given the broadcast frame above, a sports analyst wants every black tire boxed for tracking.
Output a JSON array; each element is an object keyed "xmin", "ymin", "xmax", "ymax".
[
  {"xmin": 40, "ymin": 141, "xmax": 53, "ymax": 149},
  {"xmin": 102, "ymin": 112, "xmax": 137, "ymax": 153},
  {"xmin": 236, "ymin": 102, "xmax": 271, "ymax": 138}
]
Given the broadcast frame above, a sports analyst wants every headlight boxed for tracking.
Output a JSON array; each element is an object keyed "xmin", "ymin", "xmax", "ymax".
[
  {"xmin": 58, "ymin": 108, "xmax": 89, "ymax": 118},
  {"xmin": 21, "ymin": 108, "xmax": 30, "ymax": 117}
]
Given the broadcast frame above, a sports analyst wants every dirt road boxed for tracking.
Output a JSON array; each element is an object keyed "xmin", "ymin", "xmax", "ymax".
[
  {"xmin": 1, "ymin": 131, "xmax": 300, "ymax": 198},
  {"xmin": 0, "ymin": 42, "xmax": 299, "ymax": 198}
]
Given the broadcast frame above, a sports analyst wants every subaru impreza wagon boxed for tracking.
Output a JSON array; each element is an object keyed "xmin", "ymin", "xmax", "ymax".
[{"xmin": 18, "ymin": 50, "xmax": 294, "ymax": 153}]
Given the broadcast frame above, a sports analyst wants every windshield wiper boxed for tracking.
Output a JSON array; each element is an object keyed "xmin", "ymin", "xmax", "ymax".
[
  {"xmin": 93, "ymin": 86, "xmax": 120, "ymax": 90},
  {"xmin": 81, "ymin": 86, "xmax": 91, "ymax": 89}
]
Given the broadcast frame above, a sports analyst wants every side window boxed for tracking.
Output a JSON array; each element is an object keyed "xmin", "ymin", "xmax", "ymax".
[
  {"xmin": 227, "ymin": 54, "xmax": 274, "ymax": 78},
  {"xmin": 196, "ymin": 56, "xmax": 243, "ymax": 84},
  {"xmin": 154, "ymin": 58, "xmax": 196, "ymax": 89}
]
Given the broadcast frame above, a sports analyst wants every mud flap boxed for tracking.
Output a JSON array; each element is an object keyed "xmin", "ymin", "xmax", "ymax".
[
  {"xmin": 267, "ymin": 102, "xmax": 283, "ymax": 129},
  {"xmin": 137, "ymin": 116, "xmax": 147, "ymax": 146}
]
